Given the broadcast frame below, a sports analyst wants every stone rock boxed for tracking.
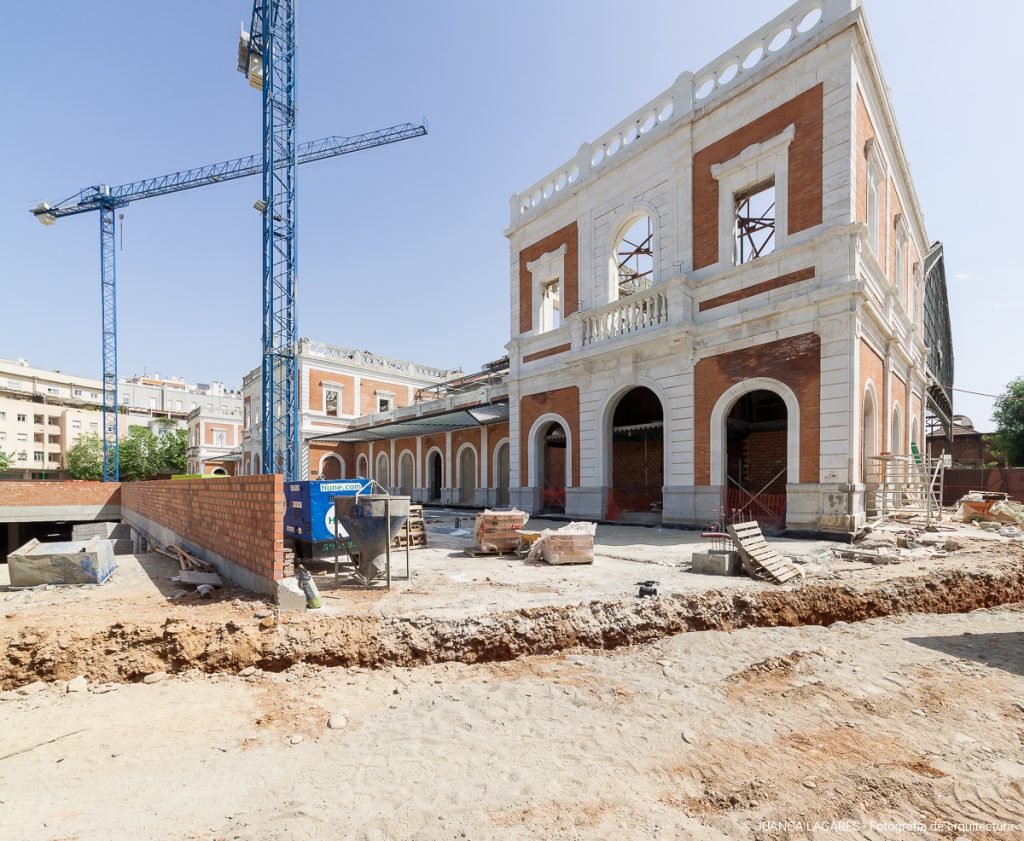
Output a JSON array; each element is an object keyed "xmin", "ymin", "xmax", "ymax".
[
  {"xmin": 66, "ymin": 676, "xmax": 88, "ymax": 693},
  {"xmin": 943, "ymin": 539, "xmax": 964, "ymax": 551},
  {"xmin": 254, "ymin": 610, "xmax": 273, "ymax": 619},
  {"xmin": 239, "ymin": 666, "xmax": 257, "ymax": 677},
  {"xmin": 681, "ymin": 731, "xmax": 696, "ymax": 745},
  {"xmin": 290, "ymin": 734, "xmax": 304, "ymax": 746},
  {"xmin": 328, "ymin": 713, "xmax": 347, "ymax": 730},
  {"xmin": 802, "ymin": 780, "xmax": 817, "ymax": 789},
  {"xmin": 16, "ymin": 680, "xmax": 47, "ymax": 695},
  {"xmin": 92, "ymin": 683, "xmax": 119, "ymax": 694},
  {"xmin": 259, "ymin": 617, "xmax": 276, "ymax": 630},
  {"xmin": 143, "ymin": 671, "xmax": 167, "ymax": 684}
]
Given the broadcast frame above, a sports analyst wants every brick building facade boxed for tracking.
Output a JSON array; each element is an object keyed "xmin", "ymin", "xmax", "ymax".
[{"xmin": 310, "ymin": 0, "xmax": 950, "ymax": 536}]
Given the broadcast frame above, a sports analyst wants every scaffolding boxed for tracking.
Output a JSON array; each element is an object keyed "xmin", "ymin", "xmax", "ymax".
[{"xmin": 865, "ymin": 452, "xmax": 947, "ymax": 525}]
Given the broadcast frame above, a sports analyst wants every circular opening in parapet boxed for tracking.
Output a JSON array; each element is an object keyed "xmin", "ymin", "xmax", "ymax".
[
  {"xmin": 718, "ymin": 63, "xmax": 739, "ymax": 85},
  {"xmin": 607, "ymin": 136, "xmax": 622, "ymax": 157},
  {"xmin": 543, "ymin": 181, "xmax": 554, "ymax": 199},
  {"xmin": 658, "ymin": 101, "xmax": 674, "ymax": 122},
  {"xmin": 531, "ymin": 190, "xmax": 541, "ymax": 207},
  {"xmin": 556, "ymin": 172, "xmax": 567, "ymax": 191},
  {"xmin": 568, "ymin": 164, "xmax": 580, "ymax": 182},
  {"xmin": 521, "ymin": 202, "xmax": 529, "ymax": 214},
  {"xmin": 591, "ymin": 148, "xmax": 605, "ymax": 167},
  {"xmin": 769, "ymin": 27, "xmax": 792, "ymax": 51},
  {"xmin": 640, "ymin": 113, "xmax": 656, "ymax": 134},
  {"xmin": 743, "ymin": 46, "xmax": 764, "ymax": 69},
  {"xmin": 623, "ymin": 125, "xmax": 638, "ymax": 146},
  {"xmin": 797, "ymin": 7, "xmax": 823, "ymax": 32},
  {"xmin": 695, "ymin": 77, "xmax": 715, "ymax": 99}
]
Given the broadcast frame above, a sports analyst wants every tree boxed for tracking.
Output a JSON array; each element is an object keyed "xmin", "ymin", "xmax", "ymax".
[
  {"xmin": 66, "ymin": 433, "xmax": 104, "ymax": 480},
  {"xmin": 991, "ymin": 377, "xmax": 1024, "ymax": 467},
  {"xmin": 156, "ymin": 428, "xmax": 188, "ymax": 475},
  {"xmin": 118, "ymin": 427, "xmax": 161, "ymax": 481},
  {"xmin": 0, "ymin": 450, "xmax": 15, "ymax": 473}
]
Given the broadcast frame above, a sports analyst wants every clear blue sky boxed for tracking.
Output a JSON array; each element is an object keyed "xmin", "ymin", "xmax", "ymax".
[{"xmin": 2, "ymin": 1, "xmax": 1019, "ymax": 430}]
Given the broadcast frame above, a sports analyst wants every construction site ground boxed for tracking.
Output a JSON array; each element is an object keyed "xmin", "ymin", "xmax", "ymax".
[{"xmin": 2, "ymin": 515, "xmax": 1024, "ymax": 839}]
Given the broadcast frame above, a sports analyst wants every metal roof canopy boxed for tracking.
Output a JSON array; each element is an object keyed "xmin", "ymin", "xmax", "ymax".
[{"xmin": 310, "ymin": 401, "xmax": 509, "ymax": 443}]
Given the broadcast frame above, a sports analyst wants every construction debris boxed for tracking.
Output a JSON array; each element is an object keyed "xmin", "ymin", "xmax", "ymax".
[
  {"xmin": 956, "ymin": 492, "xmax": 1024, "ymax": 526},
  {"xmin": 393, "ymin": 504, "xmax": 427, "ymax": 550},
  {"xmin": 726, "ymin": 522, "xmax": 803, "ymax": 584},
  {"xmin": 154, "ymin": 544, "xmax": 217, "ymax": 573},
  {"xmin": 8, "ymin": 537, "xmax": 117, "ymax": 587}
]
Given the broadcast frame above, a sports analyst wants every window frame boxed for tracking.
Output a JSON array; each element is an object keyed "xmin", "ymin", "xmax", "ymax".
[
  {"xmin": 322, "ymin": 384, "xmax": 342, "ymax": 418},
  {"xmin": 526, "ymin": 243, "xmax": 567, "ymax": 336},
  {"xmin": 711, "ymin": 124, "xmax": 794, "ymax": 267}
]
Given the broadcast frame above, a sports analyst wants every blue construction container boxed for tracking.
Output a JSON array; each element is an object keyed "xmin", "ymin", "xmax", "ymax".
[{"xmin": 284, "ymin": 479, "xmax": 374, "ymax": 544}]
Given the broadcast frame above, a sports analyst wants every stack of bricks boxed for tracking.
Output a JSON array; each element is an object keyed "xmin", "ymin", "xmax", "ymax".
[
  {"xmin": 473, "ymin": 509, "xmax": 529, "ymax": 553},
  {"xmin": 541, "ymin": 533, "xmax": 594, "ymax": 565}
]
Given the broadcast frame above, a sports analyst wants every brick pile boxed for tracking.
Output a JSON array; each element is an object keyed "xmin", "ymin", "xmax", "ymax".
[
  {"xmin": 541, "ymin": 533, "xmax": 594, "ymax": 565},
  {"xmin": 473, "ymin": 509, "xmax": 529, "ymax": 553}
]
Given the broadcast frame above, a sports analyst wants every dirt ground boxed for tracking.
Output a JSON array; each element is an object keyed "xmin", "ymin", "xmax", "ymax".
[
  {"xmin": 2, "ymin": 516, "xmax": 1024, "ymax": 839},
  {"xmin": 2, "ymin": 605, "xmax": 1023, "ymax": 840}
]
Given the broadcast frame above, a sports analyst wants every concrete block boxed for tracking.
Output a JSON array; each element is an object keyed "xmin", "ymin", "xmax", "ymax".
[
  {"xmin": 9, "ymin": 537, "xmax": 116, "ymax": 587},
  {"xmin": 276, "ymin": 576, "xmax": 308, "ymax": 611},
  {"xmin": 690, "ymin": 550, "xmax": 741, "ymax": 576}
]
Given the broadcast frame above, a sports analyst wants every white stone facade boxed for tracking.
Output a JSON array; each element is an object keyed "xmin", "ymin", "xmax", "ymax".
[{"xmin": 503, "ymin": 0, "xmax": 936, "ymax": 534}]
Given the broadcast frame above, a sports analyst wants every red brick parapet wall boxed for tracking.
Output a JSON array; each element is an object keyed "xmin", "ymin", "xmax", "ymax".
[
  {"xmin": 120, "ymin": 475, "xmax": 286, "ymax": 583},
  {"xmin": 0, "ymin": 480, "xmax": 121, "ymax": 508}
]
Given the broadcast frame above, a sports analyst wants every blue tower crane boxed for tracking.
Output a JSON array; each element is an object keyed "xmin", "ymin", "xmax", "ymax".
[
  {"xmin": 237, "ymin": 0, "xmax": 300, "ymax": 479},
  {"xmin": 31, "ymin": 122, "xmax": 427, "ymax": 481}
]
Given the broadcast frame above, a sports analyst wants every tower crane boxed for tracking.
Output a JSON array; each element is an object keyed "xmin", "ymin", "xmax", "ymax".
[
  {"xmin": 31, "ymin": 122, "xmax": 427, "ymax": 481},
  {"xmin": 237, "ymin": 0, "xmax": 300, "ymax": 479}
]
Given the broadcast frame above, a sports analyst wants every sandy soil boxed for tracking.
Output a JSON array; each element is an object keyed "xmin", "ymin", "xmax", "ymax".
[{"xmin": 2, "ymin": 605, "xmax": 1023, "ymax": 840}]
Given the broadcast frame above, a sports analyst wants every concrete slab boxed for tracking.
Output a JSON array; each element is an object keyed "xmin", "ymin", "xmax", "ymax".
[{"xmin": 8, "ymin": 537, "xmax": 116, "ymax": 587}]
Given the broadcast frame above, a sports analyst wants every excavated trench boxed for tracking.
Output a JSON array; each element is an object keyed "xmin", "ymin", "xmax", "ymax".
[{"xmin": 3, "ymin": 556, "xmax": 1024, "ymax": 689}]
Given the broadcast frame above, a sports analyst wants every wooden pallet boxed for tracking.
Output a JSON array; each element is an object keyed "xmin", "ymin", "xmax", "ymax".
[
  {"xmin": 725, "ymin": 522, "xmax": 802, "ymax": 584},
  {"xmin": 393, "ymin": 504, "xmax": 427, "ymax": 549}
]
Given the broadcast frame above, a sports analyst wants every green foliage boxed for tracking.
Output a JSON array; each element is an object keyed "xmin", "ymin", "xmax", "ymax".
[
  {"xmin": 157, "ymin": 429, "xmax": 188, "ymax": 475},
  {"xmin": 66, "ymin": 433, "xmax": 104, "ymax": 480},
  {"xmin": 0, "ymin": 450, "xmax": 14, "ymax": 472},
  {"xmin": 991, "ymin": 377, "xmax": 1024, "ymax": 467},
  {"xmin": 117, "ymin": 427, "xmax": 161, "ymax": 481},
  {"xmin": 118, "ymin": 426, "xmax": 189, "ymax": 480}
]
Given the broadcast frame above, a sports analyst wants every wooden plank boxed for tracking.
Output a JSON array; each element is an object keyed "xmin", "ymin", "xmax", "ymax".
[{"xmin": 178, "ymin": 569, "xmax": 223, "ymax": 587}]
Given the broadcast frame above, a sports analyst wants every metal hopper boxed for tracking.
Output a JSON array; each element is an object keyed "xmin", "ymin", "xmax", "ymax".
[{"xmin": 332, "ymin": 494, "xmax": 410, "ymax": 583}]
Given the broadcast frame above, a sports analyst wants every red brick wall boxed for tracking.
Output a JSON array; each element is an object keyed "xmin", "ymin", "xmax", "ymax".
[
  {"xmin": 518, "ymin": 222, "xmax": 579, "ymax": 333},
  {"xmin": 742, "ymin": 430, "xmax": 788, "ymax": 493},
  {"xmin": 611, "ymin": 437, "xmax": 664, "ymax": 489},
  {"xmin": 693, "ymin": 84, "xmax": 823, "ymax": 270},
  {"xmin": 0, "ymin": 480, "xmax": 121, "ymax": 509},
  {"xmin": 121, "ymin": 475, "xmax": 286, "ymax": 581},
  {"xmin": 855, "ymin": 88, "xmax": 874, "ymax": 230},
  {"xmin": 698, "ymin": 267, "xmax": 815, "ymax": 312},
  {"xmin": 694, "ymin": 334, "xmax": 820, "ymax": 485},
  {"xmin": 307, "ymin": 369, "xmax": 356, "ymax": 416},
  {"xmin": 360, "ymin": 377, "xmax": 412, "ymax": 416},
  {"xmin": 519, "ymin": 386, "xmax": 580, "ymax": 486}
]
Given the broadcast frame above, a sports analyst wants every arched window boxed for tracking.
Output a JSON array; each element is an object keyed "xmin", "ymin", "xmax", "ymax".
[
  {"xmin": 375, "ymin": 452, "xmax": 390, "ymax": 488},
  {"xmin": 613, "ymin": 216, "xmax": 654, "ymax": 298},
  {"xmin": 356, "ymin": 454, "xmax": 368, "ymax": 478}
]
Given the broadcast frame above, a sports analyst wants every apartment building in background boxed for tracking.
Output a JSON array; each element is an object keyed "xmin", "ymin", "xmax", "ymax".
[{"xmin": 0, "ymin": 358, "xmax": 242, "ymax": 479}]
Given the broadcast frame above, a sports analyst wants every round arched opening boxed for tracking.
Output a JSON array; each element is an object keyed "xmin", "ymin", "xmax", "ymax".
[
  {"xmin": 495, "ymin": 443, "xmax": 510, "ymax": 508},
  {"xmin": 607, "ymin": 387, "xmax": 663, "ymax": 522},
  {"xmin": 356, "ymin": 454, "xmax": 368, "ymax": 478},
  {"xmin": 539, "ymin": 421, "xmax": 567, "ymax": 514},
  {"xmin": 612, "ymin": 215, "xmax": 654, "ymax": 299},
  {"xmin": 725, "ymin": 389, "xmax": 788, "ymax": 529},
  {"xmin": 399, "ymin": 452, "xmax": 415, "ymax": 496},
  {"xmin": 458, "ymin": 447, "xmax": 477, "ymax": 505},
  {"xmin": 320, "ymin": 454, "xmax": 342, "ymax": 480},
  {"xmin": 427, "ymin": 450, "xmax": 443, "ymax": 502},
  {"xmin": 375, "ymin": 453, "xmax": 390, "ymax": 489},
  {"xmin": 212, "ymin": 467, "xmax": 228, "ymax": 476}
]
